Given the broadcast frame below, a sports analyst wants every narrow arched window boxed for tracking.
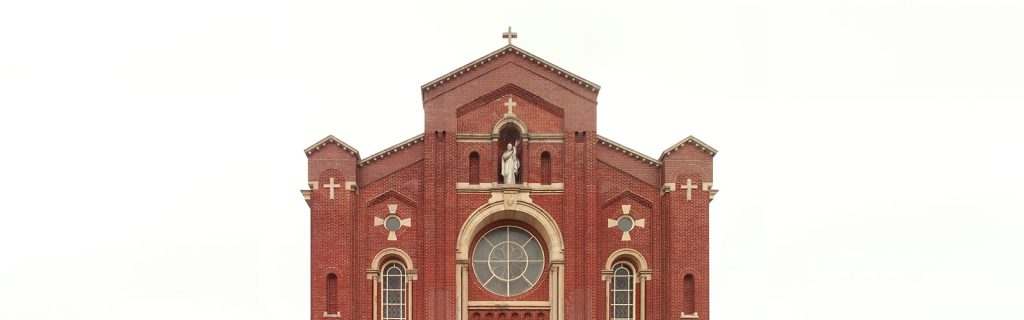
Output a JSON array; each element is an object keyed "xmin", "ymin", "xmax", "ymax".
[
  {"xmin": 381, "ymin": 262, "xmax": 407, "ymax": 320},
  {"xmin": 610, "ymin": 262, "xmax": 635, "ymax": 320},
  {"xmin": 469, "ymin": 152, "xmax": 480, "ymax": 184},
  {"xmin": 326, "ymin": 273, "xmax": 338, "ymax": 314},
  {"xmin": 684, "ymin": 273, "xmax": 695, "ymax": 314},
  {"xmin": 540, "ymin": 151, "xmax": 551, "ymax": 184}
]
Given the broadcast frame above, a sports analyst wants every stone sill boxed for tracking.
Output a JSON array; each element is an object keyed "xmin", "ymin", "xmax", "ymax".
[{"xmin": 456, "ymin": 182, "xmax": 564, "ymax": 194}]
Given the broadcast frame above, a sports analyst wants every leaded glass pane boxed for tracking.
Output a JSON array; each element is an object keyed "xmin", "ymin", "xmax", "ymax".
[
  {"xmin": 485, "ymin": 277, "xmax": 507, "ymax": 295},
  {"xmin": 386, "ymin": 291, "xmax": 402, "ymax": 303},
  {"xmin": 484, "ymin": 229, "xmax": 506, "ymax": 247},
  {"xmin": 386, "ymin": 276, "xmax": 403, "ymax": 289},
  {"xmin": 508, "ymin": 227, "xmax": 531, "ymax": 244},
  {"xmin": 613, "ymin": 305, "xmax": 629, "ymax": 317},
  {"xmin": 525, "ymin": 261, "xmax": 543, "ymax": 281},
  {"xmin": 508, "ymin": 277, "xmax": 531, "ymax": 295}
]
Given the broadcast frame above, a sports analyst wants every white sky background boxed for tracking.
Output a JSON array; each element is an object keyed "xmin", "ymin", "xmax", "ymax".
[{"xmin": 1, "ymin": 0, "xmax": 1022, "ymax": 319}]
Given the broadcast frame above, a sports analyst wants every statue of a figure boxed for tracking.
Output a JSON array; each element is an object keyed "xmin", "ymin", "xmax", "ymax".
[{"xmin": 501, "ymin": 141, "xmax": 520, "ymax": 184}]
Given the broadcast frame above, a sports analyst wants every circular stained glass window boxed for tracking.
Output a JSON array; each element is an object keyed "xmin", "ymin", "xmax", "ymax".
[
  {"xmin": 384, "ymin": 216, "xmax": 402, "ymax": 231},
  {"xmin": 472, "ymin": 226, "xmax": 544, "ymax": 296},
  {"xmin": 617, "ymin": 216, "xmax": 634, "ymax": 232}
]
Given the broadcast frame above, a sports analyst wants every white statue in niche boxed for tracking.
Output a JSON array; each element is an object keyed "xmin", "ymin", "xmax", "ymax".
[{"xmin": 501, "ymin": 141, "xmax": 520, "ymax": 184}]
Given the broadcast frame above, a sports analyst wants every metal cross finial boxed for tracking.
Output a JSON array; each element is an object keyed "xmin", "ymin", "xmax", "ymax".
[{"xmin": 502, "ymin": 26, "xmax": 517, "ymax": 45}]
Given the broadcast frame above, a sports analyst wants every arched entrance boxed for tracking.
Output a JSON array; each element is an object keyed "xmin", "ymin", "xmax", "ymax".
[{"xmin": 455, "ymin": 198, "xmax": 565, "ymax": 320}]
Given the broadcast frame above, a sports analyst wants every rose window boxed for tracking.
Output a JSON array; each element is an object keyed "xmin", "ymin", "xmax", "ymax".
[{"xmin": 472, "ymin": 226, "xmax": 544, "ymax": 296}]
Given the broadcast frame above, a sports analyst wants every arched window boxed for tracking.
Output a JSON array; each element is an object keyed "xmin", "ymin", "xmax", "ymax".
[
  {"xmin": 540, "ymin": 151, "xmax": 551, "ymax": 184},
  {"xmin": 610, "ymin": 262, "xmax": 635, "ymax": 320},
  {"xmin": 684, "ymin": 273, "xmax": 695, "ymax": 314},
  {"xmin": 326, "ymin": 273, "xmax": 338, "ymax": 314},
  {"xmin": 469, "ymin": 152, "xmax": 480, "ymax": 184},
  {"xmin": 381, "ymin": 262, "xmax": 407, "ymax": 320}
]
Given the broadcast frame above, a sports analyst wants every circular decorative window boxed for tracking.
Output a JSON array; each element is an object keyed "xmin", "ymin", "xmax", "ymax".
[
  {"xmin": 384, "ymin": 216, "xmax": 402, "ymax": 231},
  {"xmin": 616, "ymin": 216, "xmax": 634, "ymax": 232},
  {"xmin": 472, "ymin": 226, "xmax": 545, "ymax": 296}
]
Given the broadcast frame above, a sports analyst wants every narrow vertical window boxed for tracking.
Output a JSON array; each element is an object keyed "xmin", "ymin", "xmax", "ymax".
[
  {"xmin": 684, "ymin": 274, "xmax": 695, "ymax": 314},
  {"xmin": 469, "ymin": 152, "xmax": 480, "ymax": 184},
  {"xmin": 540, "ymin": 151, "xmax": 551, "ymax": 184},
  {"xmin": 381, "ymin": 262, "xmax": 407, "ymax": 320},
  {"xmin": 610, "ymin": 262, "xmax": 635, "ymax": 320},
  {"xmin": 326, "ymin": 273, "xmax": 338, "ymax": 314}
]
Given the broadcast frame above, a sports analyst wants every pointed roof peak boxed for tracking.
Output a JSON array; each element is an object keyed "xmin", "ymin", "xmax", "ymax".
[
  {"xmin": 660, "ymin": 135, "xmax": 718, "ymax": 159},
  {"xmin": 304, "ymin": 135, "xmax": 360, "ymax": 157},
  {"xmin": 421, "ymin": 45, "xmax": 600, "ymax": 94}
]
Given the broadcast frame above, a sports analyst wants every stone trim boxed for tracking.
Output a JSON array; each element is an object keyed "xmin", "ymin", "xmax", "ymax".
[
  {"xmin": 661, "ymin": 183, "xmax": 676, "ymax": 194},
  {"xmin": 603, "ymin": 248, "xmax": 651, "ymax": 272},
  {"xmin": 467, "ymin": 301, "xmax": 551, "ymax": 309},
  {"xmin": 456, "ymin": 182, "xmax": 564, "ymax": 194},
  {"xmin": 358, "ymin": 134, "xmax": 425, "ymax": 167},
  {"xmin": 702, "ymin": 182, "xmax": 719, "ymax": 202},
  {"xmin": 304, "ymin": 135, "xmax": 360, "ymax": 157},
  {"xmin": 597, "ymin": 135, "xmax": 661, "ymax": 166},
  {"xmin": 422, "ymin": 45, "xmax": 600, "ymax": 93},
  {"xmin": 300, "ymin": 190, "xmax": 312, "ymax": 207},
  {"xmin": 660, "ymin": 135, "xmax": 717, "ymax": 159},
  {"xmin": 681, "ymin": 312, "xmax": 699, "ymax": 319},
  {"xmin": 492, "ymin": 115, "xmax": 529, "ymax": 135},
  {"xmin": 367, "ymin": 248, "xmax": 418, "ymax": 279},
  {"xmin": 456, "ymin": 133, "xmax": 563, "ymax": 143}
]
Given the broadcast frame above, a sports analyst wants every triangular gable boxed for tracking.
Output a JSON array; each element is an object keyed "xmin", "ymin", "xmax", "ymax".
[
  {"xmin": 660, "ymin": 135, "xmax": 718, "ymax": 159},
  {"xmin": 421, "ymin": 45, "xmax": 601, "ymax": 94},
  {"xmin": 304, "ymin": 135, "xmax": 360, "ymax": 157}
]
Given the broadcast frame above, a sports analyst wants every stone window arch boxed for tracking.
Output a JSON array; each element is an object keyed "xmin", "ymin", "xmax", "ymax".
[
  {"xmin": 603, "ymin": 249, "xmax": 651, "ymax": 320},
  {"xmin": 367, "ymin": 248, "xmax": 418, "ymax": 320}
]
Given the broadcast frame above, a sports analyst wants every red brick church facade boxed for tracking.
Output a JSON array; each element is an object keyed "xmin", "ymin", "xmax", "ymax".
[{"xmin": 301, "ymin": 43, "xmax": 717, "ymax": 320}]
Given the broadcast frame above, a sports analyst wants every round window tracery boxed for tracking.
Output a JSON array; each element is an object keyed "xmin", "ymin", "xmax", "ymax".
[{"xmin": 472, "ymin": 226, "xmax": 544, "ymax": 296}]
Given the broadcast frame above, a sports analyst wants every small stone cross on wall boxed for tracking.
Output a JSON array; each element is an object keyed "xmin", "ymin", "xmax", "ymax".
[
  {"xmin": 504, "ymin": 97, "xmax": 517, "ymax": 116},
  {"xmin": 322, "ymin": 177, "xmax": 341, "ymax": 200},
  {"xmin": 680, "ymin": 178, "xmax": 697, "ymax": 201}
]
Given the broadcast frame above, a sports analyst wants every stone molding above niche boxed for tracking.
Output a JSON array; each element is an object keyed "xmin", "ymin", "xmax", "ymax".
[
  {"xmin": 455, "ymin": 182, "xmax": 564, "ymax": 194},
  {"xmin": 456, "ymin": 133, "xmax": 564, "ymax": 143}
]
